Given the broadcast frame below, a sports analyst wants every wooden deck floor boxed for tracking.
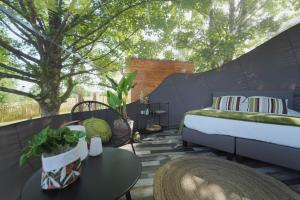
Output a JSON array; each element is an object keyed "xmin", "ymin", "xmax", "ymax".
[{"xmin": 120, "ymin": 129, "xmax": 300, "ymax": 200}]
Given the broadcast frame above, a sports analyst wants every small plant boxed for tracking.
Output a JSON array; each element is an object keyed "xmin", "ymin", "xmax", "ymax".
[
  {"xmin": 106, "ymin": 71, "xmax": 137, "ymax": 119},
  {"xmin": 19, "ymin": 127, "xmax": 84, "ymax": 167}
]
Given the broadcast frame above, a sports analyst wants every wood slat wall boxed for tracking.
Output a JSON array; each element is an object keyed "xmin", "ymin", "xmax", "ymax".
[{"xmin": 129, "ymin": 58, "xmax": 194, "ymax": 101}]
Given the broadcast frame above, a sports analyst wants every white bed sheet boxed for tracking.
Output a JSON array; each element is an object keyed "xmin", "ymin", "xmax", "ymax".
[{"xmin": 184, "ymin": 114, "xmax": 300, "ymax": 148}]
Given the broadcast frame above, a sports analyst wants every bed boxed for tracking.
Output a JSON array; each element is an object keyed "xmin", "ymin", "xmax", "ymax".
[{"xmin": 181, "ymin": 90, "xmax": 300, "ymax": 171}]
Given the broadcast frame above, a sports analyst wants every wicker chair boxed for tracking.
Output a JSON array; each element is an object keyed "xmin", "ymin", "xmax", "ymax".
[{"xmin": 64, "ymin": 101, "xmax": 135, "ymax": 154}]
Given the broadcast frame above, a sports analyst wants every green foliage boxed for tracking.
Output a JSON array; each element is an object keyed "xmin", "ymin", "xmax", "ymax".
[
  {"xmin": 71, "ymin": 85, "xmax": 91, "ymax": 97},
  {"xmin": 107, "ymin": 90, "xmax": 122, "ymax": 109},
  {"xmin": 160, "ymin": 0, "xmax": 300, "ymax": 71},
  {"xmin": 19, "ymin": 127, "xmax": 84, "ymax": 167},
  {"xmin": 106, "ymin": 71, "xmax": 137, "ymax": 118},
  {"xmin": 83, "ymin": 118, "xmax": 112, "ymax": 143},
  {"xmin": 0, "ymin": 0, "xmax": 160, "ymax": 116}
]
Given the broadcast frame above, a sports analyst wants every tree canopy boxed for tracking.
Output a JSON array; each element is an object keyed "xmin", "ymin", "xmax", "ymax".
[
  {"xmin": 153, "ymin": 0, "xmax": 300, "ymax": 71},
  {"xmin": 0, "ymin": 0, "xmax": 165, "ymax": 116}
]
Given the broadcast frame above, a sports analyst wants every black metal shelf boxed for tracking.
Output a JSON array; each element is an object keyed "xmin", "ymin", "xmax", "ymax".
[{"xmin": 136, "ymin": 102, "xmax": 169, "ymax": 133}]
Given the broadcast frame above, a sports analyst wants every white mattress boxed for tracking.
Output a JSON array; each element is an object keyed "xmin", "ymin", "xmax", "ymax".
[{"xmin": 184, "ymin": 114, "xmax": 300, "ymax": 148}]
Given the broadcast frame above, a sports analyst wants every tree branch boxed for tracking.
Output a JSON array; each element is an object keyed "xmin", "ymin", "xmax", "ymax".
[
  {"xmin": 66, "ymin": 1, "xmax": 146, "ymax": 51},
  {"xmin": 0, "ymin": 38, "xmax": 40, "ymax": 63},
  {"xmin": 0, "ymin": 18, "xmax": 39, "ymax": 49},
  {"xmin": 1, "ymin": 0, "xmax": 30, "ymax": 21},
  {"xmin": 98, "ymin": 82, "xmax": 113, "ymax": 89},
  {"xmin": 63, "ymin": 27, "xmax": 140, "ymax": 67},
  {"xmin": 60, "ymin": 69, "xmax": 96, "ymax": 80},
  {"xmin": 0, "ymin": 86, "xmax": 38, "ymax": 99},
  {"xmin": 64, "ymin": 4, "xmax": 101, "ymax": 32},
  {"xmin": 0, "ymin": 62, "xmax": 36, "ymax": 78},
  {"xmin": 60, "ymin": 78, "xmax": 75, "ymax": 102},
  {"xmin": 0, "ymin": 4, "xmax": 38, "ymax": 36},
  {"xmin": 0, "ymin": 72, "xmax": 38, "ymax": 83}
]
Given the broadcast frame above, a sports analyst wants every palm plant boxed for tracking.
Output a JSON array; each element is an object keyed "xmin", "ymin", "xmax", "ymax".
[{"xmin": 106, "ymin": 71, "xmax": 137, "ymax": 119}]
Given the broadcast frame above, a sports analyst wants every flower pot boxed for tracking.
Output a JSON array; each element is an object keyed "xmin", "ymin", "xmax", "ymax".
[
  {"xmin": 113, "ymin": 119, "xmax": 134, "ymax": 131},
  {"xmin": 67, "ymin": 125, "xmax": 88, "ymax": 161},
  {"xmin": 113, "ymin": 119, "xmax": 134, "ymax": 140},
  {"xmin": 78, "ymin": 137, "xmax": 88, "ymax": 161},
  {"xmin": 41, "ymin": 144, "xmax": 81, "ymax": 190}
]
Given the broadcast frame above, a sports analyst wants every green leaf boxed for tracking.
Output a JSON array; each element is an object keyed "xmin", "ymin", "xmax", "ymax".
[
  {"xmin": 106, "ymin": 76, "xmax": 118, "ymax": 90},
  {"xmin": 19, "ymin": 127, "xmax": 81, "ymax": 167},
  {"xmin": 125, "ymin": 71, "xmax": 137, "ymax": 92},
  {"xmin": 19, "ymin": 154, "xmax": 28, "ymax": 167},
  {"xmin": 107, "ymin": 91, "xmax": 122, "ymax": 109}
]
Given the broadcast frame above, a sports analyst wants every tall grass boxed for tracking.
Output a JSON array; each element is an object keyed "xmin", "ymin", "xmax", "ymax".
[{"xmin": 0, "ymin": 95, "xmax": 107, "ymax": 124}]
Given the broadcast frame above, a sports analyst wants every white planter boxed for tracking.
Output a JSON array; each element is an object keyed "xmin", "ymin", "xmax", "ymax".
[
  {"xmin": 78, "ymin": 137, "xmax": 88, "ymax": 161},
  {"xmin": 89, "ymin": 137, "xmax": 103, "ymax": 156},
  {"xmin": 67, "ymin": 125, "xmax": 88, "ymax": 161},
  {"xmin": 41, "ymin": 144, "xmax": 81, "ymax": 190}
]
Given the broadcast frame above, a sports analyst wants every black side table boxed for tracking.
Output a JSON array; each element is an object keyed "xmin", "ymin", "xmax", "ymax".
[
  {"xmin": 137, "ymin": 102, "xmax": 169, "ymax": 133},
  {"xmin": 21, "ymin": 148, "xmax": 142, "ymax": 200}
]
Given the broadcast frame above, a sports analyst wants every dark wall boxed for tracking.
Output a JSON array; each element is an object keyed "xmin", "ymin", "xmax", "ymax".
[
  {"xmin": 0, "ymin": 104, "xmax": 141, "ymax": 200},
  {"xmin": 0, "ymin": 114, "xmax": 72, "ymax": 200},
  {"xmin": 1, "ymin": 23, "xmax": 300, "ymax": 200},
  {"xmin": 149, "ymin": 23, "xmax": 300, "ymax": 127}
]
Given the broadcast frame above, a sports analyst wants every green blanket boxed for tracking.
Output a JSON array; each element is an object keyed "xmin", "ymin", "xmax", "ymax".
[{"xmin": 179, "ymin": 109, "xmax": 300, "ymax": 134}]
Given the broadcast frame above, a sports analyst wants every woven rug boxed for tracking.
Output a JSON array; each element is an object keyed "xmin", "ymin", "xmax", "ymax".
[{"xmin": 154, "ymin": 157, "xmax": 300, "ymax": 200}]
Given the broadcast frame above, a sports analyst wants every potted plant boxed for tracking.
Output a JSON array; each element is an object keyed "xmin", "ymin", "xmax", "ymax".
[
  {"xmin": 20, "ymin": 127, "xmax": 84, "ymax": 190},
  {"xmin": 106, "ymin": 71, "xmax": 137, "ymax": 132}
]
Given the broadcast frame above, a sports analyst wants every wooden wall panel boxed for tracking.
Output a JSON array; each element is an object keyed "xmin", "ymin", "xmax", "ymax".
[{"xmin": 129, "ymin": 58, "xmax": 194, "ymax": 101}]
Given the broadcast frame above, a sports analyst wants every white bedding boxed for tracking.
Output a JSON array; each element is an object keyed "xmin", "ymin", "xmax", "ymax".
[{"xmin": 184, "ymin": 110, "xmax": 300, "ymax": 148}]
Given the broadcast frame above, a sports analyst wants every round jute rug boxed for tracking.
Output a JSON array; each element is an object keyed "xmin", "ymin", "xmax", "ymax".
[{"xmin": 154, "ymin": 157, "xmax": 300, "ymax": 200}]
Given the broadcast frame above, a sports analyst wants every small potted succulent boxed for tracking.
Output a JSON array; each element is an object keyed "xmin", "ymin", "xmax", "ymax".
[{"xmin": 20, "ymin": 127, "xmax": 84, "ymax": 190}]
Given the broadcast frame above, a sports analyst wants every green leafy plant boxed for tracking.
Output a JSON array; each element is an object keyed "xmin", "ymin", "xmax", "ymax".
[
  {"xmin": 106, "ymin": 71, "xmax": 137, "ymax": 119},
  {"xmin": 19, "ymin": 127, "xmax": 84, "ymax": 167}
]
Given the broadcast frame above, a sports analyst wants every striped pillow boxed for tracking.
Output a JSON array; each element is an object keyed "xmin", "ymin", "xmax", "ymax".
[
  {"xmin": 248, "ymin": 96, "xmax": 288, "ymax": 115},
  {"xmin": 212, "ymin": 96, "xmax": 247, "ymax": 112}
]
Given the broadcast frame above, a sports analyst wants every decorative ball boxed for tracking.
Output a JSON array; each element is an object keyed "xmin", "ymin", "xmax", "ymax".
[{"xmin": 83, "ymin": 118, "xmax": 112, "ymax": 143}]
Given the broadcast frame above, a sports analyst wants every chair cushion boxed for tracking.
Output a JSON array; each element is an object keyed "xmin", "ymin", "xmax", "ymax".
[{"xmin": 83, "ymin": 118, "xmax": 112, "ymax": 143}]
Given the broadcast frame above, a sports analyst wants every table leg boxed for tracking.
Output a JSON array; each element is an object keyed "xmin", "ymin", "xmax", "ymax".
[{"xmin": 125, "ymin": 191, "xmax": 132, "ymax": 200}]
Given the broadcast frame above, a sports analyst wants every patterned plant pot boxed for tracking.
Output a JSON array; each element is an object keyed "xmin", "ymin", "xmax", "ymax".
[{"xmin": 41, "ymin": 144, "xmax": 81, "ymax": 190}]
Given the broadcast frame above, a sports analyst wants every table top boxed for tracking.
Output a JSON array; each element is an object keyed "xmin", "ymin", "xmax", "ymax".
[{"xmin": 21, "ymin": 147, "xmax": 141, "ymax": 200}]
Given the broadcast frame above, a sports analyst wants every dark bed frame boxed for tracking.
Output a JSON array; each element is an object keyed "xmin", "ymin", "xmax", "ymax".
[{"xmin": 182, "ymin": 90, "xmax": 300, "ymax": 171}]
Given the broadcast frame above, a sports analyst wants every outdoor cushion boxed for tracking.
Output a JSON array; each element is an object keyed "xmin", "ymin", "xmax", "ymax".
[
  {"xmin": 185, "ymin": 109, "xmax": 300, "ymax": 127},
  {"xmin": 248, "ymin": 96, "xmax": 288, "ymax": 115},
  {"xmin": 212, "ymin": 96, "xmax": 248, "ymax": 112},
  {"xmin": 83, "ymin": 118, "xmax": 112, "ymax": 143}
]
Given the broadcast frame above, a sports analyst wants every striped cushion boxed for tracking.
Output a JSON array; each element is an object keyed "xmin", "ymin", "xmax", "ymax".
[
  {"xmin": 212, "ymin": 96, "xmax": 247, "ymax": 112},
  {"xmin": 248, "ymin": 96, "xmax": 288, "ymax": 115}
]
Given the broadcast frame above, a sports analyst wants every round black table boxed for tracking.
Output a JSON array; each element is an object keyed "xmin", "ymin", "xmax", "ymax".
[{"xmin": 21, "ymin": 148, "xmax": 141, "ymax": 200}]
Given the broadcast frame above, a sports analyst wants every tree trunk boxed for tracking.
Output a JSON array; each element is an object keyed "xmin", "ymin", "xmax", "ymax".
[
  {"xmin": 38, "ymin": 65, "xmax": 62, "ymax": 117},
  {"xmin": 37, "ymin": 5, "xmax": 64, "ymax": 117},
  {"xmin": 39, "ymin": 99, "xmax": 61, "ymax": 117},
  {"xmin": 38, "ymin": 87, "xmax": 62, "ymax": 117}
]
